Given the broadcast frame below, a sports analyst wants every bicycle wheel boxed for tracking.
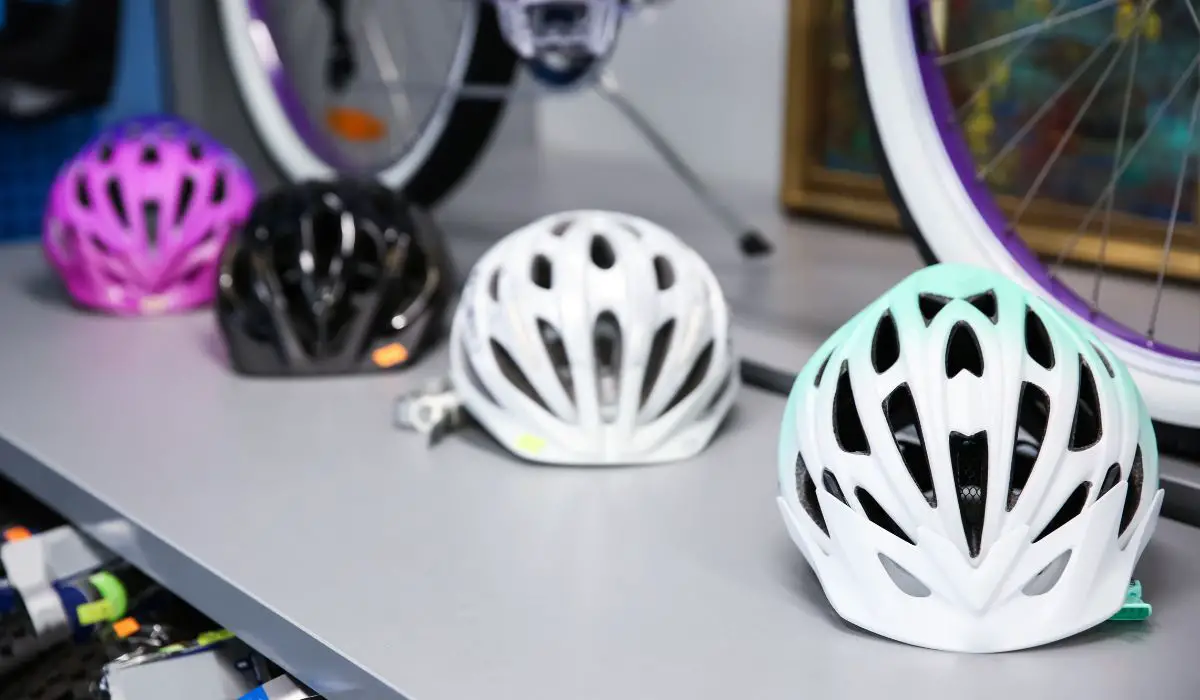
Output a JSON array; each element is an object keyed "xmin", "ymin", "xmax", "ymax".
[
  {"xmin": 850, "ymin": 0, "xmax": 1200, "ymax": 457},
  {"xmin": 216, "ymin": 0, "xmax": 518, "ymax": 206}
]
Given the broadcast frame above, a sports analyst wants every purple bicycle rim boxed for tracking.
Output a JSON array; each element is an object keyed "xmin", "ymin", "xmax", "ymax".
[
  {"xmin": 247, "ymin": 0, "xmax": 353, "ymax": 172},
  {"xmin": 910, "ymin": 0, "xmax": 1200, "ymax": 361}
]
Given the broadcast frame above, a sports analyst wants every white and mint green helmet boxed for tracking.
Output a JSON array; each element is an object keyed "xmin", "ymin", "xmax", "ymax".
[{"xmin": 777, "ymin": 263, "xmax": 1163, "ymax": 653}]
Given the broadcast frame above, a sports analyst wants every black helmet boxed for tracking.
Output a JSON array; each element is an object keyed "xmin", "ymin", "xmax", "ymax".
[{"xmin": 216, "ymin": 180, "xmax": 455, "ymax": 375}]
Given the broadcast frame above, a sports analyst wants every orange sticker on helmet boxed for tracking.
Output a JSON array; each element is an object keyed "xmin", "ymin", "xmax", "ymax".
[{"xmin": 372, "ymin": 343, "xmax": 410, "ymax": 368}]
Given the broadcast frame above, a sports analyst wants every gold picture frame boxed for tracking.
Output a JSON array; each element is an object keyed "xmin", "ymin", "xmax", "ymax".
[{"xmin": 780, "ymin": 0, "xmax": 1200, "ymax": 281}]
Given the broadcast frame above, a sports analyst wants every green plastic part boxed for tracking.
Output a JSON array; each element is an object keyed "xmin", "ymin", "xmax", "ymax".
[
  {"xmin": 196, "ymin": 629, "xmax": 235, "ymax": 646},
  {"xmin": 86, "ymin": 571, "xmax": 129, "ymax": 622},
  {"xmin": 1110, "ymin": 580, "xmax": 1151, "ymax": 621}
]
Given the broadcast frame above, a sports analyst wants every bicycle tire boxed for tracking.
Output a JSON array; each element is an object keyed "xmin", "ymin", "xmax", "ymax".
[
  {"xmin": 405, "ymin": 3, "xmax": 518, "ymax": 205},
  {"xmin": 217, "ymin": 0, "xmax": 518, "ymax": 207},
  {"xmin": 846, "ymin": 0, "xmax": 1200, "ymax": 462}
]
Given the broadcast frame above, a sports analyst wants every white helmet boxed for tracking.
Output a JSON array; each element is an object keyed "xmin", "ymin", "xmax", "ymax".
[
  {"xmin": 492, "ymin": 0, "xmax": 624, "ymax": 61},
  {"xmin": 450, "ymin": 210, "xmax": 738, "ymax": 465},
  {"xmin": 777, "ymin": 263, "xmax": 1164, "ymax": 653}
]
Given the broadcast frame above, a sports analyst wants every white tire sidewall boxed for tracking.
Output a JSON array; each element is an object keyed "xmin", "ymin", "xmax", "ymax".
[{"xmin": 853, "ymin": 0, "xmax": 1199, "ymax": 429}]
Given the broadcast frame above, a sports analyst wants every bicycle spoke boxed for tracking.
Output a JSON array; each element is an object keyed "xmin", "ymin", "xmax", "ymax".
[
  {"xmin": 1091, "ymin": 30, "xmax": 1141, "ymax": 308},
  {"xmin": 938, "ymin": 0, "xmax": 1119, "ymax": 65},
  {"xmin": 956, "ymin": 0, "xmax": 1073, "ymax": 121},
  {"xmin": 362, "ymin": 9, "xmax": 415, "ymax": 135},
  {"xmin": 1053, "ymin": 52, "xmax": 1200, "ymax": 268},
  {"xmin": 1148, "ymin": 55, "xmax": 1200, "ymax": 340},
  {"xmin": 1183, "ymin": 0, "xmax": 1200, "ymax": 33},
  {"xmin": 1011, "ymin": 3, "xmax": 1151, "ymax": 225},
  {"xmin": 980, "ymin": 27, "xmax": 1122, "ymax": 180}
]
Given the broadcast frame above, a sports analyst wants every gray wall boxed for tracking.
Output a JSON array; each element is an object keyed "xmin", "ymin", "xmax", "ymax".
[
  {"xmin": 537, "ymin": 0, "xmax": 789, "ymax": 192},
  {"xmin": 162, "ymin": 1, "xmax": 779, "ymax": 196}
]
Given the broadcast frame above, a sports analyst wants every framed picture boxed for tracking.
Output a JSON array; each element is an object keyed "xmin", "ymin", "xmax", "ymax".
[{"xmin": 781, "ymin": 0, "xmax": 1200, "ymax": 281}]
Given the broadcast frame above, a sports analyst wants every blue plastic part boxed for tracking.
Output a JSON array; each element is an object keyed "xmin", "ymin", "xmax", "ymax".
[
  {"xmin": 239, "ymin": 688, "xmax": 270, "ymax": 700},
  {"xmin": 0, "ymin": 111, "xmax": 97, "ymax": 239},
  {"xmin": 0, "ymin": 583, "xmax": 15, "ymax": 615},
  {"xmin": 0, "ymin": 0, "xmax": 166, "ymax": 239}
]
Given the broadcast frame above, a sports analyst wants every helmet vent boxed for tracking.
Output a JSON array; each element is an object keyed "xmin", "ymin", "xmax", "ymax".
[
  {"xmin": 531, "ymin": 254, "xmax": 553, "ymax": 289},
  {"xmin": 950, "ymin": 431, "xmax": 988, "ymax": 558},
  {"xmin": 488, "ymin": 270, "xmax": 501, "ymax": 301},
  {"xmin": 106, "ymin": 179, "xmax": 129, "ymax": 228},
  {"xmin": 75, "ymin": 175, "xmax": 90, "ymax": 208},
  {"xmin": 1033, "ymin": 481, "xmax": 1090, "ymax": 543},
  {"xmin": 593, "ymin": 312, "xmax": 622, "ymax": 421},
  {"xmin": 1067, "ymin": 358, "xmax": 1102, "ymax": 451},
  {"xmin": 813, "ymin": 352, "xmax": 832, "ymax": 387},
  {"xmin": 855, "ymin": 487, "xmax": 914, "ymax": 545},
  {"xmin": 823, "ymin": 469, "xmax": 848, "ymax": 505},
  {"xmin": 211, "ymin": 171, "xmax": 228, "ymax": 204},
  {"xmin": 550, "ymin": 218, "xmax": 572, "ymax": 236},
  {"xmin": 945, "ymin": 321, "xmax": 984, "ymax": 377},
  {"xmin": 491, "ymin": 339, "xmax": 552, "ymax": 414},
  {"xmin": 1024, "ymin": 307, "xmax": 1055, "ymax": 369},
  {"xmin": 175, "ymin": 177, "xmax": 196, "ymax": 226},
  {"xmin": 1119, "ymin": 446, "xmax": 1144, "ymax": 537},
  {"xmin": 1008, "ymin": 383, "xmax": 1050, "ymax": 511},
  {"xmin": 1098, "ymin": 463, "xmax": 1122, "ymax": 500},
  {"xmin": 702, "ymin": 365, "xmax": 735, "ymax": 418},
  {"xmin": 967, "ymin": 290, "xmax": 998, "ymax": 323},
  {"xmin": 140, "ymin": 145, "xmax": 159, "ymax": 164},
  {"xmin": 878, "ymin": 553, "xmax": 931, "ymax": 597},
  {"xmin": 187, "ymin": 140, "xmax": 204, "ymax": 161},
  {"xmin": 871, "ymin": 312, "xmax": 900, "ymax": 373},
  {"xmin": 659, "ymin": 341, "xmax": 714, "ymax": 417},
  {"xmin": 639, "ymin": 319, "xmax": 675, "ymax": 411},
  {"xmin": 945, "ymin": 321, "xmax": 984, "ymax": 378},
  {"xmin": 1092, "ymin": 343, "xmax": 1116, "ymax": 377},
  {"xmin": 538, "ymin": 319, "xmax": 574, "ymax": 405},
  {"xmin": 1021, "ymin": 550, "xmax": 1072, "ymax": 596},
  {"xmin": 180, "ymin": 264, "xmax": 205, "ymax": 285},
  {"xmin": 918, "ymin": 293, "xmax": 950, "ymax": 325},
  {"xmin": 98, "ymin": 142, "xmax": 115, "ymax": 162},
  {"xmin": 653, "ymin": 255, "xmax": 675, "ymax": 290},
  {"xmin": 794, "ymin": 453, "xmax": 828, "ymax": 536},
  {"xmin": 884, "ymin": 384, "xmax": 935, "ymax": 507},
  {"xmin": 833, "ymin": 362, "xmax": 871, "ymax": 455},
  {"xmin": 90, "ymin": 235, "xmax": 110, "ymax": 255},
  {"xmin": 590, "ymin": 235, "xmax": 616, "ymax": 269},
  {"xmin": 143, "ymin": 201, "xmax": 160, "ymax": 250}
]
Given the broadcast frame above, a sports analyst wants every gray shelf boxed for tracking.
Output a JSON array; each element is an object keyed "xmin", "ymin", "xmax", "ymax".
[{"xmin": 0, "ymin": 243, "xmax": 1199, "ymax": 700}]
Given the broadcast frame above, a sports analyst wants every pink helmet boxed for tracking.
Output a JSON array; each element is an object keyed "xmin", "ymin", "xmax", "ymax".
[{"xmin": 43, "ymin": 115, "xmax": 257, "ymax": 315}]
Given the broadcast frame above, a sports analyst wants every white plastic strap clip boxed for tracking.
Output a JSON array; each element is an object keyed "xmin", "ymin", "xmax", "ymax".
[
  {"xmin": 0, "ymin": 525, "xmax": 118, "ymax": 637},
  {"xmin": 1, "ymin": 534, "xmax": 67, "ymax": 637},
  {"xmin": 393, "ymin": 377, "xmax": 465, "ymax": 446}
]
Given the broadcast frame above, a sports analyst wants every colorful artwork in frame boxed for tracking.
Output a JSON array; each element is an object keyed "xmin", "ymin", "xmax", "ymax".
[
  {"xmin": 819, "ymin": 0, "xmax": 1197, "ymax": 222},
  {"xmin": 783, "ymin": 0, "xmax": 1200, "ymax": 279}
]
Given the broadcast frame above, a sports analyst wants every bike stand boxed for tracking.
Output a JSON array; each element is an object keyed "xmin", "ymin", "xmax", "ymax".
[
  {"xmin": 591, "ymin": 70, "xmax": 772, "ymax": 257},
  {"xmin": 450, "ymin": 67, "xmax": 772, "ymax": 257}
]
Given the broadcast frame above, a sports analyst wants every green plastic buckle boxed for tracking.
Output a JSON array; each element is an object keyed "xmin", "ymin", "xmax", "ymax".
[{"xmin": 1110, "ymin": 580, "xmax": 1151, "ymax": 621}]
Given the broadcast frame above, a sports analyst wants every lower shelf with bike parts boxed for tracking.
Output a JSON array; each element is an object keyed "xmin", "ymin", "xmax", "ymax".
[{"xmin": 0, "ymin": 479, "xmax": 316, "ymax": 700}]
